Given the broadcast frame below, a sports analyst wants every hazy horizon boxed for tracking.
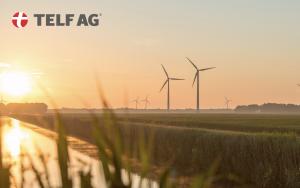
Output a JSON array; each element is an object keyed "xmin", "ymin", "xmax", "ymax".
[{"xmin": 1, "ymin": 0, "xmax": 300, "ymax": 109}]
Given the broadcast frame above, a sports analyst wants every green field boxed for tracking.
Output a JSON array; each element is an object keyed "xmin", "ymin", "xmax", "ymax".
[
  {"xmin": 13, "ymin": 113, "xmax": 300, "ymax": 187},
  {"xmin": 117, "ymin": 113, "xmax": 300, "ymax": 134}
]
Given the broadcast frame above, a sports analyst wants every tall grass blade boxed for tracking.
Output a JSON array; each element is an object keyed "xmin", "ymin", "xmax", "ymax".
[{"xmin": 79, "ymin": 168, "xmax": 93, "ymax": 188}]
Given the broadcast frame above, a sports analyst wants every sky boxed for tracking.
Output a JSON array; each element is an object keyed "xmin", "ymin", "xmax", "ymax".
[{"xmin": 0, "ymin": 0, "xmax": 300, "ymax": 109}]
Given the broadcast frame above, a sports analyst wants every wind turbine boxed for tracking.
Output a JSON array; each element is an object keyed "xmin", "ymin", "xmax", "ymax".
[
  {"xmin": 160, "ymin": 65, "xmax": 184, "ymax": 111},
  {"xmin": 186, "ymin": 57, "xmax": 216, "ymax": 111},
  {"xmin": 131, "ymin": 97, "xmax": 139, "ymax": 110},
  {"xmin": 141, "ymin": 96, "xmax": 150, "ymax": 109},
  {"xmin": 225, "ymin": 97, "xmax": 232, "ymax": 110}
]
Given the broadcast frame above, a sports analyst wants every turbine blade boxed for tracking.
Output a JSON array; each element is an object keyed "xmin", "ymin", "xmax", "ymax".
[
  {"xmin": 192, "ymin": 72, "xmax": 198, "ymax": 86},
  {"xmin": 160, "ymin": 80, "xmax": 168, "ymax": 92},
  {"xmin": 170, "ymin": 78, "xmax": 184, "ymax": 80},
  {"xmin": 161, "ymin": 64, "xmax": 169, "ymax": 78},
  {"xmin": 186, "ymin": 57, "xmax": 198, "ymax": 70},
  {"xmin": 199, "ymin": 67, "xmax": 216, "ymax": 71}
]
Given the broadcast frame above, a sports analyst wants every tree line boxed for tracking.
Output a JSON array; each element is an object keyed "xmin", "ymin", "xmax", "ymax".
[
  {"xmin": 235, "ymin": 103, "xmax": 300, "ymax": 113},
  {"xmin": 0, "ymin": 103, "xmax": 48, "ymax": 114}
]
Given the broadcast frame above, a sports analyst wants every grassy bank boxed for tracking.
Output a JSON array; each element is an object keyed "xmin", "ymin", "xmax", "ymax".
[{"xmin": 12, "ymin": 113, "xmax": 300, "ymax": 187}]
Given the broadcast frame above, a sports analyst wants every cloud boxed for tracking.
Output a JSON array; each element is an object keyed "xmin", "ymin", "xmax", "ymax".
[{"xmin": 0, "ymin": 63, "xmax": 11, "ymax": 68}]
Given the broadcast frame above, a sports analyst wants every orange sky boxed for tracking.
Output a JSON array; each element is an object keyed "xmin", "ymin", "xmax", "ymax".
[{"xmin": 1, "ymin": 1, "xmax": 300, "ymax": 109}]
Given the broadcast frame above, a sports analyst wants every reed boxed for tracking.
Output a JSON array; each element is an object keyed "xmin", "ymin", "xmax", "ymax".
[{"xmin": 0, "ymin": 98, "xmax": 220, "ymax": 188}]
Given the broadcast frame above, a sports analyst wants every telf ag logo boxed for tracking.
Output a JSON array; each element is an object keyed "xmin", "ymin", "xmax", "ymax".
[
  {"xmin": 34, "ymin": 14, "xmax": 101, "ymax": 26},
  {"xmin": 11, "ymin": 12, "xmax": 101, "ymax": 28},
  {"xmin": 12, "ymin": 12, "xmax": 28, "ymax": 28}
]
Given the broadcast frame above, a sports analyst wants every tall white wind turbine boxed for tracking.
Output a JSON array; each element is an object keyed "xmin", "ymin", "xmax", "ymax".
[
  {"xmin": 186, "ymin": 57, "xmax": 216, "ymax": 111},
  {"xmin": 160, "ymin": 65, "xmax": 184, "ymax": 111}
]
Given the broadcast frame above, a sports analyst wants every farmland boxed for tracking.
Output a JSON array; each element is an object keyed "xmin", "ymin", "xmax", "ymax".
[
  {"xmin": 12, "ymin": 112, "xmax": 300, "ymax": 187},
  {"xmin": 117, "ymin": 113, "xmax": 300, "ymax": 134}
]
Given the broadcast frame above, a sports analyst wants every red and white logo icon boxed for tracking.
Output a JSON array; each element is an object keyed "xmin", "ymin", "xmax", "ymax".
[{"xmin": 12, "ymin": 12, "xmax": 28, "ymax": 28}]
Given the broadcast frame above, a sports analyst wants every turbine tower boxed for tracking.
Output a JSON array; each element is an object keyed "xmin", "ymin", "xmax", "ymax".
[
  {"xmin": 225, "ymin": 97, "xmax": 232, "ymax": 110},
  {"xmin": 160, "ymin": 65, "xmax": 184, "ymax": 111},
  {"xmin": 132, "ymin": 97, "xmax": 139, "ymax": 110},
  {"xmin": 141, "ymin": 96, "xmax": 150, "ymax": 109},
  {"xmin": 186, "ymin": 57, "xmax": 216, "ymax": 111}
]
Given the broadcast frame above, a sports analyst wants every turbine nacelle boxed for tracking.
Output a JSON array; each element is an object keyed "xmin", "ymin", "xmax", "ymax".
[
  {"xmin": 187, "ymin": 58, "xmax": 216, "ymax": 87},
  {"xmin": 160, "ymin": 65, "xmax": 184, "ymax": 92}
]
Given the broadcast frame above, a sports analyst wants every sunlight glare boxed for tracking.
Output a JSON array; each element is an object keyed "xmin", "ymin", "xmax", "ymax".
[
  {"xmin": 4, "ymin": 119, "xmax": 29, "ymax": 158},
  {"xmin": 0, "ymin": 71, "xmax": 32, "ymax": 96}
]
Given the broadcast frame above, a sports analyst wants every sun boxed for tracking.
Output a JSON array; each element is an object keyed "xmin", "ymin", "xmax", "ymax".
[{"xmin": 0, "ymin": 71, "xmax": 32, "ymax": 96}]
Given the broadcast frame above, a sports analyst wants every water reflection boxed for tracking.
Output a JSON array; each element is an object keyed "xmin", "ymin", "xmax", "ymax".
[
  {"xmin": 3, "ymin": 119, "xmax": 28, "ymax": 158},
  {"xmin": 0, "ymin": 117, "xmax": 157, "ymax": 188}
]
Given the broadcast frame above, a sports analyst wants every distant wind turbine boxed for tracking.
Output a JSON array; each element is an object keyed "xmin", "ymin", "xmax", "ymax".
[
  {"xmin": 131, "ymin": 97, "xmax": 139, "ymax": 110},
  {"xmin": 141, "ymin": 96, "xmax": 150, "ymax": 109},
  {"xmin": 225, "ymin": 97, "xmax": 232, "ymax": 110},
  {"xmin": 160, "ymin": 65, "xmax": 184, "ymax": 111},
  {"xmin": 186, "ymin": 57, "xmax": 216, "ymax": 111}
]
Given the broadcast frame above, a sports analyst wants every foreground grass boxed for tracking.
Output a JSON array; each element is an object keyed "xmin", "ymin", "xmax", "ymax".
[{"xmin": 0, "ymin": 108, "xmax": 227, "ymax": 188}]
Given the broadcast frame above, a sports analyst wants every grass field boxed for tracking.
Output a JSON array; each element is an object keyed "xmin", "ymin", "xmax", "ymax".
[
  {"xmin": 34, "ymin": 112, "xmax": 300, "ymax": 134},
  {"xmin": 12, "ymin": 113, "xmax": 300, "ymax": 187},
  {"xmin": 117, "ymin": 113, "xmax": 300, "ymax": 134}
]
